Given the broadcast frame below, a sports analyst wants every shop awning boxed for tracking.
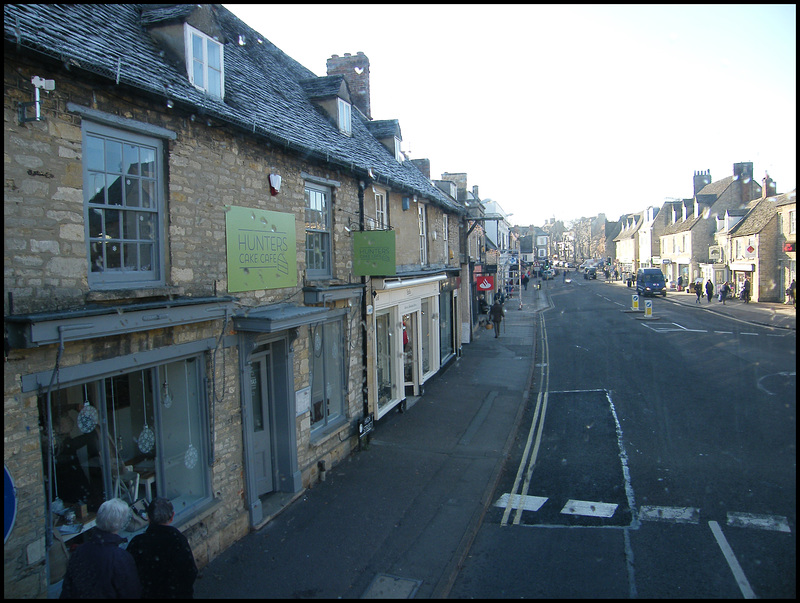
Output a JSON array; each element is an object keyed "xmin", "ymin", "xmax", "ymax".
[
  {"xmin": 5, "ymin": 297, "xmax": 235, "ymax": 349},
  {"xmin": 233, "ymin": 304, "xmax": 335, "ymax": 333}
]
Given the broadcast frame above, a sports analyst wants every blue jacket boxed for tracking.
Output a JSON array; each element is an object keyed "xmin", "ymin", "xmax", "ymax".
[{"xmin": 60, "ymin": 528, "xmax": 141, "ymax": 599}]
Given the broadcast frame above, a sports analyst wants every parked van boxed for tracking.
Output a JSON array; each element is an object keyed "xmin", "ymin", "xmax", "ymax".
[{"xmin": 636, "ymin": 268, "xmax": 667, "ymax": 297}]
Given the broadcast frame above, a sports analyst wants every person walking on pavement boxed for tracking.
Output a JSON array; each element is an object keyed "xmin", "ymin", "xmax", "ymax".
[
  {"xmin": 741, "ymin": 277, "xmax": 751, "ymax": 303},
  {"xmin": 489, "ymin": 298, "xmax": 504, "ymax": 338},
  {"xmin": 719, "ymin": 281, "xmax": 730, "ymax": 304},
  {"xmin": 694, "ymin": 280, "xmax": 702, "ymax": 304},
  {"xmin": 705, "ymin": 279, "xmax": 714, "ymax": 303},
  {"xmin": 787, "ymin": 279, "xmax": 796, "ymax": 306},
  {"xmin": 128, "ymin": 497, "xmax": 198, "ymax": 599},
  {"xmin": 522, "ymin": 273, "xmax": 529, "ymax": 290}
]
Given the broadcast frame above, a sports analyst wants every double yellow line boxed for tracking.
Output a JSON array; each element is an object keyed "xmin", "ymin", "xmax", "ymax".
[{"xmin": 501, "ymin": 312, "xmax": 551, "ymax": 526}]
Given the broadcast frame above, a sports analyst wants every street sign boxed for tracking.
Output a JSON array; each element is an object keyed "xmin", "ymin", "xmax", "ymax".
[
  {"xmin": 644, "ymin": 299, "xmax": 652, "ymax": 317},
  {"xmin": 631, "ymin": 294, "xmax": 639, "ymax": 310}
]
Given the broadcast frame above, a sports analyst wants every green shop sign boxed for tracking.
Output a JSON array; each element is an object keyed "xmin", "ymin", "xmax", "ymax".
[
  {"xmin": 225, "ymin": 205, "xmax": 297, "ymax": 292},
  {"xmin": 353, "ymin": 230, "xmax": 396, "ymax": 276}
]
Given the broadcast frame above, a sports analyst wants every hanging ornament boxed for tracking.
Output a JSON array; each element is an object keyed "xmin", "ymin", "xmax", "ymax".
[
  {"xmin": 77, "ymin": 384, "xmax": 98, "ymax": 433},
  {"xmin": 138, "ymin": 371, "xmax": 155, "ymax": 454},
  {"xmin": 184, "ymin": 444, "xmax": 198, "ymax": 469},
  {"xmin": 183, "ymin": 360, "xmax": 198, "ymax": 469},
  {"xmin": 161, "ymin": 367, "xmax": 173, "ymax": 408}
]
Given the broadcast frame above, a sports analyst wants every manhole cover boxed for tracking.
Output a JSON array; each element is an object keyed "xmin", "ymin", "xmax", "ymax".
[{"xmin": 362, "ymin": 574, "xmax": 422, "ymax": 599}]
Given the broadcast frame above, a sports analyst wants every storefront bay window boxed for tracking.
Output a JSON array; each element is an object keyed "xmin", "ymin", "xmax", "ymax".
[{"xmin": 39, "ymin": 357, "xmax": 210, "ymax": 522}]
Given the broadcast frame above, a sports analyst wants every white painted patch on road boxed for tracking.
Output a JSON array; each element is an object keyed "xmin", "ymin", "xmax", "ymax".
[
  {"xmin": 494, "ymin": 493, "xmax": 548, "ymax": 512},
  {"xmin": 708, "ymin": 521, "xmax": 756, "ymax": 599},
  {"xmin": 727, "ymin": 512, "xmax": 791, "ymax": 533},
  {"xmin": 740, "ymin": 332, "xmax": 758, "ymax": 336},
  {"xmin": 715, "ymin": 331, "xmax": 733, "ymax": 334},
  {"xmin": 560, "ymin": 499, "xmax": 618, "ymax": 518},
  {"xmin": 639, "ymin": 505, "xmax": 700, "ymax": 524}
]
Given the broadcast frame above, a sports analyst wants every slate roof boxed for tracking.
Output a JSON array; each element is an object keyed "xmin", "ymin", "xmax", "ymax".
[
  {"xmin": 729, "ymin": 197, "xmax": 777, "ymax": 237},
  {"xmin": 774, "ymin": 189, "xmax": 797, "ymax": 208},
  {"xmin": 4, "ymin": 4, "xmax": 463, "ymax": 215},
  {"xmin": 613, "ymin": 213, "xmax": 641, "ymax": 242},
  {"xmin": 299, "ymin": 75, "xmax": 346, "ymax": 99}
]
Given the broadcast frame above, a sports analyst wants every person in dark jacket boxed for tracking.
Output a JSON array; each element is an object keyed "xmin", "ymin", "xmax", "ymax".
[
  {"xmin": 128, "ymin": 497, "xmax": 198, "ymax": 599},
  {"xmin": 489, "ymin": 299, "xmax": 504, "ymax": 338},
  {"xmin": 693, "ymin": 280, "xmax": 702, "ymax": 304},
  {"xmin": 705, "ymin": 279, "xmax": 714, "ymax": 303},
  {"xmin": 60, "ymin": 497, "xmax": 141, "ymax": 599}
]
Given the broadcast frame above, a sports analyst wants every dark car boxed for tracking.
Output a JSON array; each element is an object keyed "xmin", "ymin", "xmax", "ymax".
[{"xmin": 584, "ymin": 267, "xmax": 597, "ymax": 280}]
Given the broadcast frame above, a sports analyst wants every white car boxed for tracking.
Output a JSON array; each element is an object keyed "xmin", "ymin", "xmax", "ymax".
[{"xmin": 541, "ymin": 269, "xmax": 554, "ymax": 280}]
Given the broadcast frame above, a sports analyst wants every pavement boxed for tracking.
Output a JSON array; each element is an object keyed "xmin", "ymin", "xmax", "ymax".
[
  {"xmin": 194, "ymin": 285, "xmax": 548, "ymax": 599},
  {"xmin": 599, "ymin": 275, "xmax": 796, "ymax": 331},
  {"xmin": 193, "ymin": 277, "xmax": 794, "ymax": 599}
]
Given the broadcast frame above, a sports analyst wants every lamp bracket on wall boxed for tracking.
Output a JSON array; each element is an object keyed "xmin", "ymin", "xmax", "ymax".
[{"xmin": 18, "ymin": 76, "xmax": 55, "ymax": 124}]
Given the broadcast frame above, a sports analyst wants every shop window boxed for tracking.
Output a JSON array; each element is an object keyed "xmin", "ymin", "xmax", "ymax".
[
  {"xmin": 40, "ymin": 358, "xmax": 209, "ymax": 524},
  {"xmin": 310, "ymin": 319, "xmax": 345, "ymax": 435}
]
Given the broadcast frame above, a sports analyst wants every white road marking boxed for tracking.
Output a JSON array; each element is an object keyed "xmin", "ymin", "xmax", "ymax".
[
  {"xmin": 708, "ymin": 520, "xmax": 756, "ymax": 599},
  {"xmin": 560, "ymin": 499, "xmax": 618, "ymax": 518},
  {"xmin": 727, "ymin": 512, "xmax": 791, "ymax": 533},
  {"xmin": 494, "ymin": 493, "xmax": 548, "ymax": 512},
  {"xmin": 740, "ymin": 332, "xmax": 758, "ymax": 336},
  {"xmin": 639, "ymin": 505, "xmax": 700, "ymax": 524},
  {"xmin": 715, "ymin": 331, "xmax": 734, "ymax": 334}
]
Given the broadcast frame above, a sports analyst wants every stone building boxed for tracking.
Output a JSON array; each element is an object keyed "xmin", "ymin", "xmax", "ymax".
[
  {"xmin": 660, "ymin": 162, "xmax": 763, "ymax": 288},
  {"xmin": 4, "ymin": 4, "xmax": 465, "ymax": 598},
  {"xmin": 775, "ymin": 191, "xmax": 797, "ymax": 302}
]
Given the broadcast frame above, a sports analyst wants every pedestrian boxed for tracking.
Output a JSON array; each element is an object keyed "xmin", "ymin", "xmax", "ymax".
[
  {"xmin": 489, "ymin": 298, "xmax": 504, "ymax": 338},
  {"xmin": 60, "ymin": 498, "xmax": 141, "ymax": 599},
  {"xmin": 522, "ymin": 273, "xmax": 529, "ymax": 290},
  {"xmin": 719, "ymin": 281, "xmax": 730, "ymax": 304},
  {"xmin": 741, "ymin": 277, "xmax": 751, "ymax": 303},
  {"xmin": 128, "ymin": 498, "xmax": 198, "ymax": 599},
  {"xmin": 787, "ymin": 279, "xmax": 796, "ymax": 306},
  {"xmin": 694, "ymin": 280, "xmax": 702, "ymax": 304},
  {"xmin": 705, "ymin": 279, "xmax": 714, "ymax": 303}
]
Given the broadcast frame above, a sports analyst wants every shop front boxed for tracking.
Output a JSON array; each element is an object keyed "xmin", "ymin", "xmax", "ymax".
[{"xmin": 371, "ymin": 275, "xmax": 447, "ymax": 419}]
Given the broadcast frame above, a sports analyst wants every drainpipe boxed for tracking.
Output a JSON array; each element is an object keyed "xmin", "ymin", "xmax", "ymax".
[{"xmin": 358, "ymin": 179, "xmax": 369, "ymax": 418}]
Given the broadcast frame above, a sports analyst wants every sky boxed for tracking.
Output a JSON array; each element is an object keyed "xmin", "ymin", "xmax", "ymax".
[{"xmin": 224, "ymin": 4, "xmax": 796, "ymax": 227}]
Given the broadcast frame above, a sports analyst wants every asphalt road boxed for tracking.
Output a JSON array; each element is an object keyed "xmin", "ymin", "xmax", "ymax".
[{"xmin": 450, "ymin": 276, "xmax": 796, "ymax": 598}]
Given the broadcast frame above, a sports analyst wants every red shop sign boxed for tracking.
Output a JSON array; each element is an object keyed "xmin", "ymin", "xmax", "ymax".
[{"xmin": 476, "ymin": 276, "xmax": 495, "ymax": 292}]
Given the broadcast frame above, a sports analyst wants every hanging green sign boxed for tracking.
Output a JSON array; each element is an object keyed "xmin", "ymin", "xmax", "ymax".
[
  {"xmin": 225, "ymin": 205, "xmax": 297, "ymax": 292},
  {"xmin": 353, "ymin": 230, "xmax": 396, "ymax": 276}
]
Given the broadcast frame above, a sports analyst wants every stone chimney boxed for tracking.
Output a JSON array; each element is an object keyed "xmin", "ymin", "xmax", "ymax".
[
  {"xmin": 410, "ymin": 158, "xmax": 430, "ymax": 179},
  {"xmin": 472, "ymin": 185, "xmax": 479, "ymax": 200},
  {"xmin": 326, "ymin": 52, "xmax": 371, "ymax": 120},
  {"xmin": 693, "ymin": 170, "xmax": 711, "ymax": 197},
  {"xmin": 762, "ymin": 172, "xmax": 777, "ymax": 198}
]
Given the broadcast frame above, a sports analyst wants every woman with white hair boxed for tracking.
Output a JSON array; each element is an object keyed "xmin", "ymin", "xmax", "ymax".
[{"xmin": 60, "ymin": 498, "xmax": 141, "ymax": 598}]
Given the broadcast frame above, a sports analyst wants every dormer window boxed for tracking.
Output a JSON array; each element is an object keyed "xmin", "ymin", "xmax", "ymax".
[
  {"xmin": 394, "ymin": 137, "xmax": 403, "ymax": 162},
  {"xmin": 337, "ymin": 98, "xmax": 352, "ymax": 135},
  {"xmin": 185, "ymin": 24, "xmax": 224, "ymax": 99}
]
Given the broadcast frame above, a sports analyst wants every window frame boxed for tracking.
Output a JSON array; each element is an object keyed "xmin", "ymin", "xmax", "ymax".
[
  {"xmin": 184, "ymin": 23, "xmax": 224, "ymax": 99},
  {"xmin": 82, "ymin": 121, "xmax": 165, "ymax": 290},
  {"xmin": 418, "ymin": 202, "xmax": 428, "ymax": 265},
  {"xmin": 394, "ymin": 137, "xmax": 403, "ymax": 162},
  {"xmin": 337, "ymin": 98, "xmax": 352, "ymax": 135},
  {"xmin": 304, "ymin": 182, "xmax": 332, "ymax": 279},
  {"xmin": 309, "ymin": 318, "xmax": 347, "ymax": 438},
  {"xmin": 375, "ymin": 192, "xmax": 387, "ymax": 229}
]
